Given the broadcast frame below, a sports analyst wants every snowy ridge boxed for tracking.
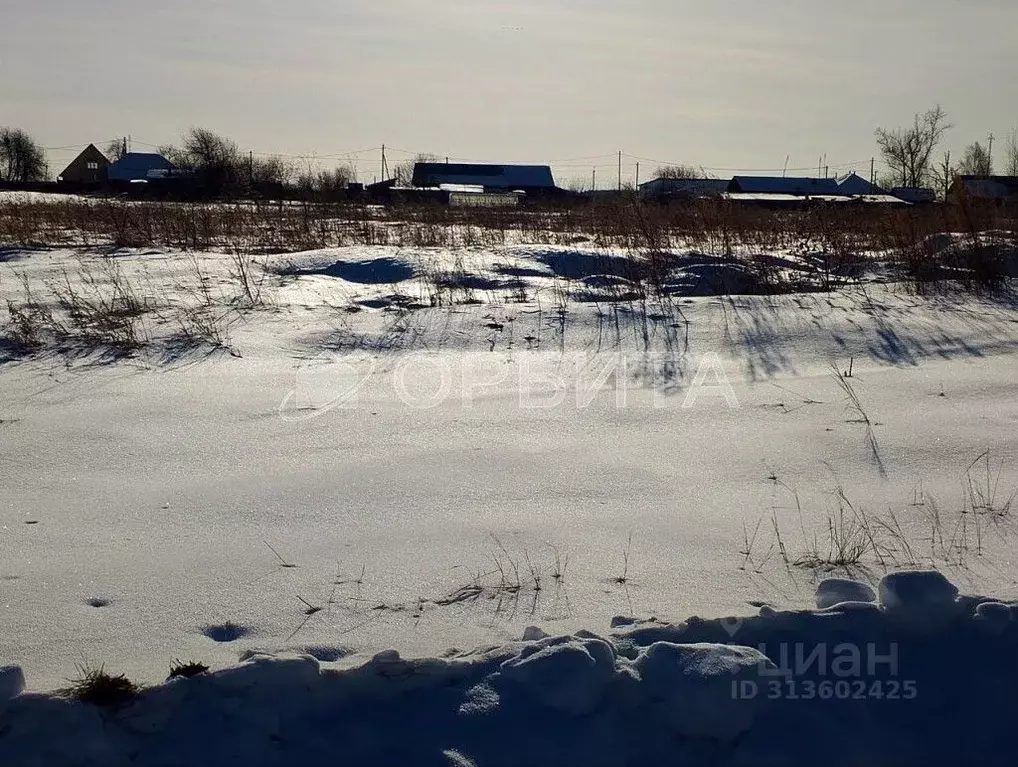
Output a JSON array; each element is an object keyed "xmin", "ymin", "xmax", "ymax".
[{"xmin": 2, "ymin": 572, "xmax": 1016, "ymax": 767}]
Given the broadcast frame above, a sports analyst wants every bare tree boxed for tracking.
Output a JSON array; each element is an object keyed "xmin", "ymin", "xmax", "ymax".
[
  {"xmin": 930, "ymin": 151, "xmax": 955, "ymax": 200},
  {"xmin": 316, "ymin": 164, "xmax": 355, "ymax": 191},
  {"xmin": 957, "ymin": 141, "xmax": 992, "ymax": 176},
  {"xmin": 104, "ymin": 139, "xmax": 128, "ymax": 162},
  {"xmin": 162, "ymin": 127, "xmax": 242, "ymax": 194},
  {"xmin": 294, "ymin": 162, "xmax": 356, "ymax": 198},
  {"xmin": 655, "ymin": 164, "xmax": 705, "ymax": 180},
  {"xmin": 0, "ymin": 127, "xmax": 47, "ymax": 182},
  {"xmin": 392, "ymin": 154, "xmax": 441, "ymax": 186},
  {"xmin": 1004, "ymin": 129, "xmax": 1018, "ymax": 176},
  {"xmin": 565, "ymin": 177, "xmax": 589, "ymax": 193},
  {"xmin": 874, "ymin": 105, "xmax": 951, "ymax": 188},
  {"xmin": 250, "ymin": 155, "xmax": 295, "ymax": 187}
]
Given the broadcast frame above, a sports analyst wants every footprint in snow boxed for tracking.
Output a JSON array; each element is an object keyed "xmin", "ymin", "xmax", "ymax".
[
  {"xmin": 203, "ymin": 622, "xmax": 251, "ymax": 642},
  {"xmin": 298, "ymin": 644, "xmax": 353, "ymax": 662}
]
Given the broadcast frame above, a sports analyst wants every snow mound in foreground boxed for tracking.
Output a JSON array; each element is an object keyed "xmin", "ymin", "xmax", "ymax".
[{"xmin": 3, "ymin": 572, "xmax": 1017, "ymax": 767}]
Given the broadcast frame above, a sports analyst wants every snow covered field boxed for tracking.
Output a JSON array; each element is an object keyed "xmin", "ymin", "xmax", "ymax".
[{"xmin": 2, "ymin": 237, "xmax": 1018, "ymax": 764}]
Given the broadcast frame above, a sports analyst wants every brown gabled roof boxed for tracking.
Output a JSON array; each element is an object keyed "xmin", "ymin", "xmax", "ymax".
[{"xmin": 58, "ymin": 144, "xmax": 110, "ymax": 182}]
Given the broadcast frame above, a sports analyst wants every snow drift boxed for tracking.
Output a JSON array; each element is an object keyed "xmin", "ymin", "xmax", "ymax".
[{"xmin": 2, "ymin": 571, "xmax": 1016, "ymax": 767}]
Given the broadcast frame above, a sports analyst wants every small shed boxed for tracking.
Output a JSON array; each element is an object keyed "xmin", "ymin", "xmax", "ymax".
[{"xmin": 58, "ymin": 144, "xmax": 109, "ymax": 185}]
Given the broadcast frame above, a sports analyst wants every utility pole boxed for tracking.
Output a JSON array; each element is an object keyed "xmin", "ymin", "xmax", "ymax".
[
  {"xmin": 618, "ymin": 151, "xmax": 622, "ymax": 192},
  {"xmin": 249, "ymin": 151, "xmax": 254, "ymax": 188},
  {"xmin": 381, "ymin": 144, "xmax": 387, "ymax": 181},
  {"xmin": 591, "ymin": 167, "xmax": 596, "ymax": 191},
  {"xmin": 870, "ymin": 157, "xmax": 875, "ymax": 187},
  {"xmin": 635, "ymin": 162, "xmax": 640, "ymax": 189},
  {"xmin": 988, "ymin": 133, "xmax": 994, "ymax": 173}
]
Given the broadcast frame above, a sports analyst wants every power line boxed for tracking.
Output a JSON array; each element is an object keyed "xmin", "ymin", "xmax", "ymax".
[
  {"xmin": 40, "ymin": 137, "xmax": 877, "ymax": 180},
  {"xmin": 623, "ymin": 152, "xmax": 873, "ymax": 174},
  {"xmin": 43, "ymin": 138, "xmax": 125, "ymax": 151}
]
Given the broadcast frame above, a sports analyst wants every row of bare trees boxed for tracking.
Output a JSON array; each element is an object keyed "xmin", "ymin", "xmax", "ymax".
[
  {"xmin": 875, "ymin": 106, "xmax": 1018, "ymax": 193},
  {"xmin": 155, "ymin": 127, "xmax": 356, "ymax": 196}
]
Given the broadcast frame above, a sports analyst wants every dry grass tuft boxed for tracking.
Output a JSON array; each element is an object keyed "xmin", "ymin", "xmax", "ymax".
[
  {"xmin": 167, "ymin": 660, "xmax": 210, "ymax": 680},
  {"xmin": 59, "ymin": 663, "xmax": 139, "ymax": 707}
]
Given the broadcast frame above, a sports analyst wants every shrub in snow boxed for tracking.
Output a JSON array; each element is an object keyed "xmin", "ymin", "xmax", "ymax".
[
  {"xmin": 877, "ymin": 570, "xmax": 961, "ymax": 634},
  {"xmin": 0, "ymin": 666, "xmax": 24, "ymax": 706},
  {"xmin": 499, "ymin": 637, "xmax": 617, "ymax": 716},
  {"xmin": 632, "ymin": 642, "xmax": 777, "ymax": 742},
  {"xmin": 815, "ymin": 577, "xmax": 876, "ymax": 609}
]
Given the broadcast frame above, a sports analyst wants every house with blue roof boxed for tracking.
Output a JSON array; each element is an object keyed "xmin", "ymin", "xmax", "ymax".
[
  {"xmin": 728, "ymin": 176, "xmax": 841, "ymax": 196},
  {"xmin": 106, "ymin": 152, "xmax": 176, "ymax": 183},
  {"xmin": 836, "ymin": 172, "xmax": 885, "ymax": 196}
]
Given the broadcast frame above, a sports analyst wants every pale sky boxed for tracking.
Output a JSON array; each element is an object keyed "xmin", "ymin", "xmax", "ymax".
[{"xmin": 3, "ymin": 0, "xmax": 1016, "ymax": 186}]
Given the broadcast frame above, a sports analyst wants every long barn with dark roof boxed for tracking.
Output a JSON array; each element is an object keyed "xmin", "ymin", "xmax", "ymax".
[{"xmin": 411, "ymin": 163, "xmax": 556, "ymax": 193}]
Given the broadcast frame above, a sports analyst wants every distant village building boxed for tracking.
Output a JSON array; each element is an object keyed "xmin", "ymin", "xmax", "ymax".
[
  {"xmin": 57, "ymin": 144, "xmax": 109, "ymax": 185},
  {"xmin": 949, "ymin": 176, "xmax": 1018, "ymax": 203},
  {"xmin": 638, "ymin": 177, "xmax": 728, "ymax": 201},
  {"xmin": 728, "ymin": 176, "xmax": 841, "ymax": 196},
  {"xmin": 411, "ymin": 163, "xmax": 556, "ymax": 194},
  {"xmin": 106, "ymin": 152, "xmax": 176, "ymax": 183},
  {"xmin": 890, "ymin": 187, "xmax": 937, "ymax": 204},
  {"xmin": 836, "ymin": 172, "xmax": 884, "ymax": 196}
]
